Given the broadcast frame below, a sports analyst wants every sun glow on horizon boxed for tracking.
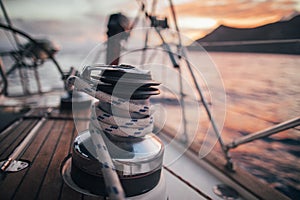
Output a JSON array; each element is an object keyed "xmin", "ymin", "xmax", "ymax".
[
  {"xmin": 178, "ymin": 17, "xmax": 218, "ymax": 30},
  {"xmin": 171, "ymin": 0, "xmax": 299, "ymax": 38}
]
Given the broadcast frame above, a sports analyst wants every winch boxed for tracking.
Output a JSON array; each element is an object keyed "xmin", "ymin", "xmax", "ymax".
[{"xmin": 61, "ymin": 64, "xmax": 167, "ymax": 199}]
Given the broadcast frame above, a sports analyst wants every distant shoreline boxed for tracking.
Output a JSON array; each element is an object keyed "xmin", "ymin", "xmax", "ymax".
[
  {"xmin": 188, "ymin": 40, "xmax": 300, "ymax": 55},
  {"xmin": 192, "ymin": 15, "xmax": 300, "ymax": 55}
]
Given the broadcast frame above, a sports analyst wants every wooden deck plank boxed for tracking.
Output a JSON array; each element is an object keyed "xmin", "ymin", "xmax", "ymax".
[
  {"xmin": 12, "ymin": 120, "xmax": 65, "ymax": 200},
  {"xmin": 0, "ymin": 119, "xmax": 22, "ymax": 142},
  {"xmin": 0, "ymin": 120, "xmax": 30, "ymax": 154},
  {"xmin": 0, "ymin": 119, "xmax": 55, "ymax": 200},
  {"xmin": 37, "ymin": 120, "xmax": 78, "ymax": 200},
  {"xmin": 0, "ymin": 120, "xmax": 37, "ymax": 159}
]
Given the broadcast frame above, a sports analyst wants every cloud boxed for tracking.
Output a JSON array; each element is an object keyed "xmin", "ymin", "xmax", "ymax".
[{"xmin": 171, "ymin": 0, "xmax": 298, "ymax": 27}]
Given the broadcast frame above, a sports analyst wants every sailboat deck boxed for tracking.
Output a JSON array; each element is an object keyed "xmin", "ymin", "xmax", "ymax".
[
  {"xmin": 0, "ymin": 107, "xmax": 218, "ymax": 200},
  {"xmin": 0, "ymin": 109, "xmax": 89, "ymax": 199},
  {"xmin": 0, "ymin": 87, "xmax": 290, "ymax": 200}
]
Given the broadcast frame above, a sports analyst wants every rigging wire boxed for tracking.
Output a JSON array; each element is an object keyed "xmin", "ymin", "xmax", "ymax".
[
  {"xmin": 167, "ymin": 0, "xmax": 231, "ymax": 166},
  {"xmin": 0, "ymin": 0, "xmax": 21, "ymax": 48},
  {"xmin": 0, "ymin": 20, "xmax": 18, "ymax": 52}
]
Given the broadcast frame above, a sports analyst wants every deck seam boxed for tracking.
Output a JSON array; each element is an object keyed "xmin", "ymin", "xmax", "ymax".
[
  {"xmin": 163, "ymin": 165, "xmax": 213, "ymax": 200},
  {"xmin": 0, "ymin": 120, "xmax": 37, "ymax": 158},
  {"xmin": 34, "ymin": 120, "xmax": 67, "ymax": 200},
  {"xmin": 10, "ymin": 120, "xmax": 55, "ymax": 200}
]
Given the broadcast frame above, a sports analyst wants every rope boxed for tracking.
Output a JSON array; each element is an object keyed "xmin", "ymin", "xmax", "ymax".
[
  {"xmin": 68, "ymin": 73, "xmax": 157, "ymax": 199},
  {"xmin": 91, "ymin": 102, "xmax": 154, "ymax": 137},
  {"xmin": 89, "ymin": 123, "xmax": 125, "ymax": 200},
  {"xmin": 69, "ymin": 76, "xmax": 151, "ymax": 115}
]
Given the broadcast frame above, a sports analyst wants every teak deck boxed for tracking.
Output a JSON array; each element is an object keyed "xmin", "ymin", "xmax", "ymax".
[
  {"xmin": 0, "ymin": 102, "xmax": 290, "ymax": 200},
  {"xmin": 0, "ymin": 107, "xmax": 211, "ymax": 200},
  {"xmin": 0, "ymin": 108, "xmax": 103, "ymax": 200}
]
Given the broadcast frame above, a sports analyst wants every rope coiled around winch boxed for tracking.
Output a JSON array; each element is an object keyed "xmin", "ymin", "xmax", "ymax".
[
  {"xmin": 70, "ymin": 76, "xmax": 154, "ymax": 137},
  {"xmin": 68, "ymin": 66, "xmax": 160, "ymax": 200}
]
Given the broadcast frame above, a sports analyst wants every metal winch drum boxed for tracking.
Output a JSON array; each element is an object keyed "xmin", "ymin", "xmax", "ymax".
[{"xmin": 61, "ymin": 64, "xmax": 167, "ymax": 199}]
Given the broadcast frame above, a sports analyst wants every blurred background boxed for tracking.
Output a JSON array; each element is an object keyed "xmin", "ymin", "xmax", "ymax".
[{"xmin": 0, "ymin": 0, "xmax": 299, "ymax": 198}]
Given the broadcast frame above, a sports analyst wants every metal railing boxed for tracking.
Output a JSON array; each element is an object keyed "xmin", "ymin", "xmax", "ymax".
[{"xmin": 223, "ymin": 116, "xmax": 300, "ymax": 170}]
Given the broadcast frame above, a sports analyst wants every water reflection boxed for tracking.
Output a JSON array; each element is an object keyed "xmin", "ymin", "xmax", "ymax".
[{"xmin": 163, "ymin": 52, "xmax": 300, "ymax": 198}]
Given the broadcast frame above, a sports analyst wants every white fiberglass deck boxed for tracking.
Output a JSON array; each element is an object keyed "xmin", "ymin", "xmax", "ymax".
[{"xmin": 160, "ymin": 134, "xmax": 257, "ymax": 200}]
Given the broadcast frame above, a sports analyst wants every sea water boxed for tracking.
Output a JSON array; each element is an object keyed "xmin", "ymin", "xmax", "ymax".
[
  {"xmin": 152, "ymin": 52, "xmax": 300, "ymax": 199},
  {"xmin": 207, "ymin": 52, "xmax": 300, "ymax": 199}
]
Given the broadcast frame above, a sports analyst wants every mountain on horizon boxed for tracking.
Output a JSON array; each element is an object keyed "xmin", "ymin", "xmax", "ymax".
[{"xmin": 192, "ymin": 15, "xmax": 300, "ymax": 54}]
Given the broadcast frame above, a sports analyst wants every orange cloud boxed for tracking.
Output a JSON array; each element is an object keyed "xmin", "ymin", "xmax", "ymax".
[
  {"xmin": 161, "ymin": 0, "xmax": 299, "ymax": 39},
  {"xmin": 171, "ymin": 0, "xmax": 298, "ymax": 28}
]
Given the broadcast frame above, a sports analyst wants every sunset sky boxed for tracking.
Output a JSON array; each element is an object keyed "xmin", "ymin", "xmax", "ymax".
[{"xmin": 2, "ymin": 0, "xmax": 300, "ymax": 45}]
